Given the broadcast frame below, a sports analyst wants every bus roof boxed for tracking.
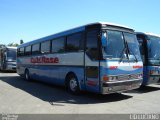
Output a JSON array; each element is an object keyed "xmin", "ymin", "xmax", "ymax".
[
  {"xmin": 0, "ymin": 46, "xmax": 17, "ymax": 50},
  {"xmin": 88, "ymin": 22, "xmax": 133, "ymax": 30},
  {"xmin": 18, "ymin": 22, "xmax": 134, "ymax": 48},
  {"xmin": 6, "ymin": 46, "xmax": 17, "ymax": 49},
  {"xmin": 145, "ymin": 32, "xmax": 160, "ymax": 37},
  {"xmin": 136, "ymin": 32, "xmax": 160, "ymax": 38}
]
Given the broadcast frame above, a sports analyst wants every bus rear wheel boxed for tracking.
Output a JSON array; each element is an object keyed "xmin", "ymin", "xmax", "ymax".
[
  {"xmin": 66, "ymin": 74, "xmax": 80, "ymax": 95},
  {"xmin": 25, "ymin": 69, "xmax": 30, "ymax": 81}
]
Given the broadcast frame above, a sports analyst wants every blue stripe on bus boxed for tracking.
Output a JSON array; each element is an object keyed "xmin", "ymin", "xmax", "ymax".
[
  {"xmin": 143, "ymin": 66, "xmax": 160, "ymax": 85},
  {"xmin": 100, "ymin": 66, "xmax": 143, "ymax": 75},
  {"xmin": 18, "ymin": 65, "xmax": 86, "ymax": 90}
]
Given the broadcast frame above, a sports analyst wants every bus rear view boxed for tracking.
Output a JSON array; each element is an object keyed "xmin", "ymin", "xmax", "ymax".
[
  {"xmin": 17, "ymin": 22, "xmax": 143, "ymax": 94},
  {"xmin": 136, "ymin": 32, "xmax": 160, "ymax": 85}
]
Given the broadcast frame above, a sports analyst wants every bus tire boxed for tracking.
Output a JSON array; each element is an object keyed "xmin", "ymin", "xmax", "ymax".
[
  {"xmin": 66, "ymin": 74, "xmax": 80, "ymax": 95},
  {"xmin": 25, "ymin": 69, "xmax": 30, "ymax": 81}
]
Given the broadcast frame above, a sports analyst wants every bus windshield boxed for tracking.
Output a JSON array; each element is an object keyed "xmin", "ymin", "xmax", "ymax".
[
  {"xmin": 147, "ymin": 35, "xmax": 160, "ymax": 65},
  {"xmin": 7, "ymin": 49, "xmax": 16, "ymax": 61},
  {"xmin": 102, "ymin": 30, "xmax": 141, "ymax": 61},
  {"xmin": 123, "ymin": 32, "xmax": 141, "ymax": 61}
]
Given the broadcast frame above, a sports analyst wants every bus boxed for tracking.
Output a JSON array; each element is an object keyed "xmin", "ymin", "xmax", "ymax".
[
  {"xmin": 17, "ymin": 22, "xmax": 143, "ymax": 94},
  {"xmin": 136, "ymin": 32, "xmax": 160, "ymax": 85},
  {"xmin": 0, "ymin": 46, "xmax": 17, "ymax": 71}
]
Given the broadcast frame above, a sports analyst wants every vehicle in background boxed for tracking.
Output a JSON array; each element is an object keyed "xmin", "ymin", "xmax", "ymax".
[
  {"xmin": 0, "ymin": 46, "xmax": 17, "ymax": 71},
  {"xmin": 17, "ymin": 22, "xmax": 143, "ymax": 94},
  {"xmin": 136, "ymin": 32, "xmax": 160, "ymax": 85}
]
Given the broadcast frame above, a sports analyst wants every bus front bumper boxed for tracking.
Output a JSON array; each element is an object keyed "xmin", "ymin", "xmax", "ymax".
[
  {"xmin": 145, "ymin": 76, "xmax": 160, "ymax": 85},
  {"xmin": 6, "ymin": 65, "xmax": 16, "ymax": 71},
  {"xmin": 102, "ymin": 79, "xmax": 142, "ymax": 94}
]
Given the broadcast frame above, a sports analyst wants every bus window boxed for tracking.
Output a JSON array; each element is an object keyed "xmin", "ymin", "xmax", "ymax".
[
  {"xmin": 136, "ymin": 34, "xmax": 148, "ymax": 65},
  {"xmin": 105, "ymin": 30, "xmax": 124, "ymax": 59},
  {"xmin": 19, "ymin": 47, "xmax": 24, "ymax": 56},
  {"xmin": 52, "ymin": 37, "xmax": 65, "ymax": 53},
  {"xmin": 32, "ymin": 43, "xmax": 40, "ymax": 55},
  {"xmin": 86, "ymin": 30, "xmax": 98, "ymax": 60},
  {"xmin": 41, "ymin": 41, "xmax": 50, "ymax": 54},
  {"xmin": 7, "ymin": 49, "xmax": 16, "ymax": 61},
  {"xmin": 137, "ymin": 38, "xmax": 143, "ymax": 54},
  {"xmin": 66, "ymin": 33, "xmax": 82, "ymax": 52},
  {"xmin": 17, "ymin": 49, "xmax": 20, "ymax": 56},
  {"xmin": 25, "ymin": 46, "xmax": 31, "ymax": 56}
]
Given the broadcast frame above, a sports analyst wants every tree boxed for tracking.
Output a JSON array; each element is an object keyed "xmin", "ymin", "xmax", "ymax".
[
  {"xmin": 8, "ymin": 42, "xmax": 19, "ymax": 47},
  {"xmin": 20, "ymin": 39, "xmax": 24, "ymax": 44},
  {"xmin": 0, "ymin": 44, "xmax": 6, "ymax": 49}
]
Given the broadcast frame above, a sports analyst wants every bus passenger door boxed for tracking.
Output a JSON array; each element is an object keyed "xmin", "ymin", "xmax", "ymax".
[
  {"xmin": 137, "ymin": 35, "xmax": 148, "ymax": 83},
  {"xmin": 84, "ymin": 29, "xmax": 100, "ymax": 93},
  {"xmin": 137, "ymin": 36, "xmax": 147, "ymax": 65}
]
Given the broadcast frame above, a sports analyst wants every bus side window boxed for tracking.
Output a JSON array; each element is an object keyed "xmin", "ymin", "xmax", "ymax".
[
  {"xmin": 52, "ymin": 37, "xmax": 65, "ymax": 53},
  {"xmin": 86, "ymin": 30, "xmax": 98, "ymax": 60},
  {"xmin": 25, "ymin": 46, "xmax": 31, "ymax": 56},
  {"xmin": 41, "ymin": 41, "xmax": 50, "ymax": 54},
  {"xmin": 32, "ymin": 43, "xmax": 40, "ymax": 55},
  {"xmin": 18, "ymin": 48, "xmax": 24, "ymax": 56},
  {"xmin": 66, "ymin": 32, "xmax": 82, "ymax": 52},
  {"xmin": 17, "ymin": 48, "xmax": 20, "ymax": 56}
]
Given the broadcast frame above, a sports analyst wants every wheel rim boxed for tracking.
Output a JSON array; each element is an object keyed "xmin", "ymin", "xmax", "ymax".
[{"xmin": 69, "ymin": 78, "xmax": 78, "ymax": 92}]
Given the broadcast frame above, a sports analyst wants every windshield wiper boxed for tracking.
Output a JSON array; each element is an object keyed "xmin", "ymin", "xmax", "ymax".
[
  {"xmin": 128, "ymin": 48, "xmax": 138, "ymax": 62},
  {"xmin": 119, "ymin": 43, "xmax": 129, "ymax": 63},
  {"xmin": 125, "ymin": 41, "xmax": 138, "ymax": 62}
]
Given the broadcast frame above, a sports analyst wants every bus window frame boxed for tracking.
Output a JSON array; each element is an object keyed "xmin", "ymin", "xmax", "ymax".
[
  {"xmin": 40, "ymin": 40, "xmax": 51, "ymax": 54},
  {"xmin": 32, "ymin": 43, "xmax": 41, "ymax": 55},
  {"xmin": 51, "ymin": 36, "xmax": 66, "ymax": 54},
  {"xmin": 66, "ymin": 32, "xmax": 84, "ymax": 52},
  {"xmin": 137, "ymin": 34, "xmax": 148, "ymax": 66},
  {"xmin": 85, "ymin": 29, "xmax": 102, "ymax": 61},
  {"xmin": 18, "ymin": 47, "xmax": 25, "ymax": 57},
  {"xmin": 25, "ymin": 45, "xmax": 32, "ymax": 56}
]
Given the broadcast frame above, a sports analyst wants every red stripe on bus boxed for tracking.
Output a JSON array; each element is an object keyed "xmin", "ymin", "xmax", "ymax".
[
  {"xmin": 87, "ymin": 80, "xmax": 97, "ymax": 86},
  {"xmin": 109, "ymin": 66, "xmax": 118, "ymax": 70},
  {"xmin": 133, "ymin": 66, "xmax": 143, "ymax": 68}
]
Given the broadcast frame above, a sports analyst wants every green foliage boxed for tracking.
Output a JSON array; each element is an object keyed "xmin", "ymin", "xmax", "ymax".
[
  {"xmin": 8, "ymin": 43, "xmax": 19, "ymax": 47},
  {"xmin": 0, "ymin": 44, "xmax": 6, "ymax": 49},
  {"xmin": 20, "ymin": 39, "xmax": 24, "ymax": 44}
]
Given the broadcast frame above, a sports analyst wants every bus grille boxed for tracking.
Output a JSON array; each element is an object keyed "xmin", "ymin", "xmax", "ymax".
[
  {"xmin": 130, "ymin": 74, "xmax": 139, "ymax": 79},
  {"xmin": 117, "ymin": 74, "xmax": 139, "ymax": 81}
]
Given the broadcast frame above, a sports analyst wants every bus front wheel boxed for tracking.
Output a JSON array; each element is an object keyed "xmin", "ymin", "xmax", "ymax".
[
  {"xmin": 25, "ymin": 69, "xmax": 30, "ymax": 81},
  {"xmin": 66, "ymin": 74, "xmax": 80, "ymax": 95}
]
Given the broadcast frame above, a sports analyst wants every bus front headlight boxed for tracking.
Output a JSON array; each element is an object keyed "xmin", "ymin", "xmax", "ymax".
[
  {"xmin": 103, "ymin": 75, "xmax": 118, "ymax": 82},
  {"xmin": 138, "ymin": 73, "xmax": 143, "ymax": 79},
  {"xmin": 109, "ymin": 76, "xmax": 118, "ymax": 81}
]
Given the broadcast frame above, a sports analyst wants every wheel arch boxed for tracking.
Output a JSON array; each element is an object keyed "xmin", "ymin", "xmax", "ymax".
[
  {"xmin": 24, "ymin": 68, "xmax": 29, "ymax": 75},
  {"xmin": 65, "ymin": 71, "xmax": 77, "ymax": 87}
]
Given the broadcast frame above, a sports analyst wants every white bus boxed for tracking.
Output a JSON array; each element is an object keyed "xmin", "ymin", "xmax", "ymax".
[
  {"xmin": 0, "ymin": 46, "xmax": 17, "ymax": 71},
  {"xmin": 17, "ymin": 22, "xmax": 143, "ymax": 94}
]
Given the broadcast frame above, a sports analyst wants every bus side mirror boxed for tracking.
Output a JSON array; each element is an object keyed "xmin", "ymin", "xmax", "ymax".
[{"xmin": 101, "ymin": 33, "xmax": 107, "ymax": 48}]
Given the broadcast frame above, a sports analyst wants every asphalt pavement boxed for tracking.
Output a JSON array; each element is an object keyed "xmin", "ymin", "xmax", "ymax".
[{"xmin": 0, "ymin": 72, "xmax": 160, "ymax": 114}]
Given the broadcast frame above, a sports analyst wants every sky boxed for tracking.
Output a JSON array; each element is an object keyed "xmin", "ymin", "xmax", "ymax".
[{"xmin": 0, "ymin": 0, "xmax": 160, "ymax": 45}]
